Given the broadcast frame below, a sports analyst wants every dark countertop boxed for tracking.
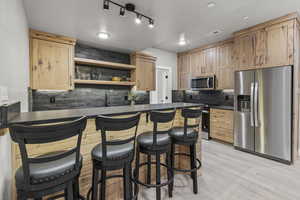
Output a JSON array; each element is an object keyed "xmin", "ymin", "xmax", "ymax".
[
  {"xmin": 9, "ymin": 103, "xmax": 201, "ymax": 125},
  {"xmin": 209, "ymin": 105, "xmax": 234, "ymax": 110}
]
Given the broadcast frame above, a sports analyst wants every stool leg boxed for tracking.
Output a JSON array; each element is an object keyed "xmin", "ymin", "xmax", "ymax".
[
  {"xmin": 134, "ymin": 147, "xmax": 140, "ymax": 198},
  {"xmin": 166, "ymin": 150, "xmax": 172, "ymax": 198},
  {"xmin": 91, "ymin": 164, "xmax": 99, "ymax": 200},
  {"xmin": 100, "ymin": 170, "xmax": 106, "ymax": 200},
  {"xmin": 170, "ymin": 143, "xmax": 175, "ymax": 194},
  {"xmin": 66, "ymin": 181, "xmax": 74, "ymax": 200},
  {"xmin": 17, "ymin": 190, "xmax": 26, "ymax": 200},
  {"xmin": 147, "ymin": 154, "xmax": 151, "ymax": 184},
  {"xmin": 155, "ymin": 153, "xmax": 161, "ymax": 200},
  {"xmin": 73, "ymin": 176, "xmax": 80, "ymax": 200},
  {"xmin": 190, "ymin": 144, "xmax": 198, "ymax": 194},
  {"xmin": 123, "ymin": 163, "xmax": 132, "ymax": 200}
]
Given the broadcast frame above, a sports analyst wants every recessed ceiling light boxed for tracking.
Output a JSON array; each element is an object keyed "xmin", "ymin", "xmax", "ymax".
[
  {"xmin": 148, "ymin": 19, "xmax": 154, "ymax": 29},
  {"xmin": 178, "ymin": 39, "xmax": 187, "ymax": 46},
  {"xmin": 243, "ymin": 16, "xmax": 249, "ymax": 20},
  {"xmin": 97, "ymin": 32, "xmax": 110, "ymax": 40},
  {"xmin": 207, "ymin": 2, "xmax": 216, "ymax": 8}
]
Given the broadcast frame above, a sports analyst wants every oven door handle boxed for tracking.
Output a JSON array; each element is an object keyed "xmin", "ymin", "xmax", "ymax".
[{"xmin": 207, "ymin": 78, "xmax": 210, "ymax": 88}]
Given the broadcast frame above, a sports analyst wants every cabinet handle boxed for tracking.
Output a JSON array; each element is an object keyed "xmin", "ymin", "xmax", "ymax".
[
  {"xmin": 48, "ymin": 62, "xmax": 51, "ymax": 70},
  {"xmin": 38, "ymin": 59, "xmax": 43, "ymax": 65},
  {"xmin": 34, "ymin": 65, "xmax": 37, "ymax": 71},
  {"xmin": 70, "ymin": 75, "xmax": 73, "ymax": 87}
]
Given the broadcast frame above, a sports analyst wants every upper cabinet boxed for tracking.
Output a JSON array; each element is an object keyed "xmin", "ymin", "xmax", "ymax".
[
  {"xmin": 177, "ymin": 53, "xmax": 191, "ymax": 90},
  {"xmin": 131, "ymin": 52, "xmax": 156, "ymax": 91},
  {"xmin": 233, "ymin": 16, "xmax": 296, "ymax": 70},
  {"xmin": 217, "ymin": 41, "xmax": 235, "ymax": 90},
  {"xmin": 202, "ymin": 47, "xmax": 217, "ymax": 76},
  {"xmin": 30, "ymin": 29, "xmax": 76, "ymax": 90}
]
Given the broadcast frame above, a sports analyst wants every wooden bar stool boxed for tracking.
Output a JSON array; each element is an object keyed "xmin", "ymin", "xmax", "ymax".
[
  {"xmin": 9, "ymin": 117, "xmax": 87, "ymax": 200},
  {"xmin": 89, "ymin": 113, "xmax": 141, "ymax": 200},
  {"xmin": 133, "ymin": 109, "xmax": 176, "ymax": 200},
  {"xmin": 169, "ymin": 107, "xmax": 202, "ymax": 195}
]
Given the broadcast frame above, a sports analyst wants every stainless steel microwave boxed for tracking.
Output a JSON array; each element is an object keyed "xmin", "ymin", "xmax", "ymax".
[{"xmin": 191, "ymin": 76, "xmax": 215, "ymax": 90}]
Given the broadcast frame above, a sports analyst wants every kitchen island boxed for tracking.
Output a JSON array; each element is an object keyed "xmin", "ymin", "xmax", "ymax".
[{"xmin": 8, "ymin": 103, "xmax": 202, "ymax": 199}]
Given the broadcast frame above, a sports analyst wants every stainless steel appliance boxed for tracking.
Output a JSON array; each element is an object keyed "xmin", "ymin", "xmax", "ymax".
[
  {"xmin": 234, "ymin": 66, "xmax": 292, "ymax": 164},
  {"xmin": 191, "ymin": 76, "xmax": 215, "ymax": 90}
]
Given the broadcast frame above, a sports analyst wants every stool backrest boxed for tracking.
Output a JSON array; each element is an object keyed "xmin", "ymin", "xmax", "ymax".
[
  {"xmin": 9, "ymin": 116, "xmax": 87, "ymax": 188},
  {"xmin": 95, "ymin": 113, "xmax": 141, "ymax": 161},
  {"xmin": 150, "ymin": 109, "xmax": 176, "ymax": 145},
  {"xmin": 181, "ymin": 107, "xmax": 202, "ymax": 139}
]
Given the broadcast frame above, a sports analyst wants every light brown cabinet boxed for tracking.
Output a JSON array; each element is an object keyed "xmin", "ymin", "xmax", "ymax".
[
  {"xmin": 177, "ymin": 53, "xmax": 191, "ymax": 90},
  {"xmin": 131, "ymin": 52, "xmax": 156, "ymax": 91},
  {"xmin": 217, "ymin": 41, "xmax": 235, "ymax": 89},
  {"xmin": 30, "ymin": 30, "xmax": 76, "ymax": 90},
  {"xmin": 210, "ymin": 108, "xmax": 234, "ymax": 144},
  {"xmin": 201, "ymin": 47, "xmax": 217, "ymax": 75},
  {"xmin": 234, "ymin": 20, "xmax": 295, "ymax": 70}
]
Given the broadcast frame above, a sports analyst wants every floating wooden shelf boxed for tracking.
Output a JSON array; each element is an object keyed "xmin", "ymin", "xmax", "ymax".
[
  {"xmin": 74, "ymin": 79, "xmax": 136, "ymax": 86},
  {"xmin": 74, "ymin": 57, "xmax": 136, "ymax": 70}
]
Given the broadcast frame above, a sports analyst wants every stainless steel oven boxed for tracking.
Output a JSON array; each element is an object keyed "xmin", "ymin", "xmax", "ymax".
[
  {"xmin": 191, "ymin": 76, "xmax": 215, "ymax": 90},
  {"xmin": 201, "ymin": 106, "xmax": 210, "ymax": 140}
]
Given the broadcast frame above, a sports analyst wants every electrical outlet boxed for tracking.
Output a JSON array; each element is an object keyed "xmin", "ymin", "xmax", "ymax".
[{"xmin": 50, "ymin": 97, "xmax": 56, "ymax": 104}]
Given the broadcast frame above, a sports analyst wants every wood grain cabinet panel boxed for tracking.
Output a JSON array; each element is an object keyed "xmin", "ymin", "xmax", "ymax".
[
  {"xmin": 177, "ymin": 53, "xmax": 191, "ymax": 90},
  {"xmin": 30, "ymin": 30, "xmax": 76, "ymax": 90},
  {"xmin": 202, "ymin": 47, "xmax": 217, "ymax": 75},
  {"xmin": 265, "ymin": 21, "xmax": 294, "ymax": 67},
  {"xmin": 210, "ymin": 109, "xmax": 234, "ymax": 144},
  {"xmin": 131, "ymin": 52, "xmax": 156, "ymax": 91},
  {"xmin": 216, "ymin": 41, "xmax": 235, "ymax": 89},
  {"xmin": 234, "ymin": 33, "xmax": 256, "ymax": 70}
]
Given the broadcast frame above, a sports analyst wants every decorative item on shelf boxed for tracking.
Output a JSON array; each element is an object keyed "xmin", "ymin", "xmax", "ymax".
[
  {"xmin": 102, "ymin": 0, "xmax": 154, "ymax": 28},
  {"xmin": 112, "ymin": 76, "xmax": 122, "ymax": 81},
  {"xmin": 128, "ymin": 91, "xmax": 140, "ymax": 105}
]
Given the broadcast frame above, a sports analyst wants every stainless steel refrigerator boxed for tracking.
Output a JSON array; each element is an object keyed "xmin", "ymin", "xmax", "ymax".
[{"xmin": 234, "ymin": 66, "xmax": 292, "ymax": 164}]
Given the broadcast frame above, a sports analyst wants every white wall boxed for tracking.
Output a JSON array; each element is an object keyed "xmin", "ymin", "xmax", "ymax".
[
  {"xmin": 0, "ymin": 0, "xmax": 29, "ymax": 199},
  {"xmin": 141, "ymin": 48, "xmax": 178, "ymax": 90}
]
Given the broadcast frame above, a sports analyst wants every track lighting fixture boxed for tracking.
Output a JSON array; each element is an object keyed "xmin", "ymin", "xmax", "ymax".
[
  {"xmin": 120, "ymin": 7, "xmax": 125, "ymax": 16},
  {"xmin": 148, "ymin": 19, "xmax": 154, "ymax": 28},
  {"xmin": 135, "ymin": 14, "xmax": 142, "ymax": 24},
  {"xmin": 103, "ymin": 0, "xmax": 109, "ymax": 9},
  {"xmin": 102, "ymin": 0, "xmax": 154, "ymax": 28}
]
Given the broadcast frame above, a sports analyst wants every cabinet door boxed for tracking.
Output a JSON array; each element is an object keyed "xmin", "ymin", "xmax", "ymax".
[
  {"xmin": 253, "ymin": 29, "xmax": 267, "ymax": 66},
  {"xmin": 210, "ymin": 109, "xmax": 234, "ymax": 143},
  {"xmin": 31, "ymin": 39, "xmax": 73, "ymax": 90},
  {"xmin": 203, "ymin": 48, "xmax": 217, "ymax": 75},
  {"xmin": 190, "ymin": 51, "xmax": 201, "ymax": 77},
  {"xmin": 135, "ymin": 57, "xmax": 156, "ymax": 91},
  {"xmin": 265, "ymin": 21, "xmax": 294, "ymax": 67},
  {"xmin": 234, "ymin": 33, "xmax": 256, "ymax": 70},
  {"xmin": 217, "ymin": 42, "xmax": 234, "ymax": 89},
  {"xmin": 178, "ymin": 72, "xmax": 191, "ymax": 90}
]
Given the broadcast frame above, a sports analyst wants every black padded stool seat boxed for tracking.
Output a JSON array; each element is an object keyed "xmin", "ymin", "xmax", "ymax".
[
  {"xmin": 9, "ymin": 117, "xmax": 87, "ymax": 200},
  {"xmin": 92, "ymin": 143, "xmax": 134, "ymax": 161},
  {"xmin": 133, "ymin": 109, "xmax": 176, "ymax": 200},
  {"xmin": 15, "ymin": 152, "xmax": 83, "ymax": 189},
  {"xmin": 169, "ymin": 107, "xmax": 202, "ymax": 196},
  {"xmin": 89, "ymin": 113, "xmax": 141, "ymax": 200},
  {"xmin": 137, "ymin": 131, "xmax": 171, "ymax": 149},
  {"xmin": 169, "ymin": 127, "xmax": 198, "ymax": 143}
]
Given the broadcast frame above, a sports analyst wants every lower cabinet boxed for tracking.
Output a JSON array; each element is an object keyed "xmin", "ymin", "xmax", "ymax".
[{"xmin": 210, "ymin": 108, "xmax": 234, "ymax": 144}]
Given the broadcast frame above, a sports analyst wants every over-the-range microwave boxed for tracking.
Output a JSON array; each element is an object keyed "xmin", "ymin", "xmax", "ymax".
[{"xmin": 191, "ymin": 76, "xmax": 215, "ymax": 90}]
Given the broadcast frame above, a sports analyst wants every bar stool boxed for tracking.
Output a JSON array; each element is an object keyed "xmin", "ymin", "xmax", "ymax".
[
  {"xmin": 133, "ymin": 109, "xmax": 176, "ymax": 200},
  {"xmin": 89, "ymin": 113, "xmax": 141, "ymax": 200},
  {"xmin": 169, "ymin": 107, "xmax": 202, "ymax": 195},
  {"xmin": 9, "ymin": 116, "xmax": 87, "ymax": 200}
]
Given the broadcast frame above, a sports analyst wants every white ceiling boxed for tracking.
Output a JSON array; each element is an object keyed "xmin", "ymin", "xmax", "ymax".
[{"xmin": 23, "ymin": 0, "xmax": 300, "ymax": 53}]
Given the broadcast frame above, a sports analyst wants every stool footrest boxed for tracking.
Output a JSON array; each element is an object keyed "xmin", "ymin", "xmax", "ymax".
[
  {"xmin": 172, "ymin": 153, "xmax": 202, "ymax": 173},
  {"xmin": 132, "ymin": 161, "xmax": 174, "ymax": 188}
]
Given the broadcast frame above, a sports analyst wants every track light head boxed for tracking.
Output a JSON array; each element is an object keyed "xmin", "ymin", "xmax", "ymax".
[
  {"xmin": 148, "ymin": 19, "xmax": 154, "ymax": 28},
  {"xmin": 120, "ymin": 7, "xmax": 125, "ymax": 16},
  {"xmin": 135, "ymin": 14, "xmax": 142, "ymax": 24},
  {"xmin": 103, "ymin": 0, "xmax": 109, "ymax": 9}
]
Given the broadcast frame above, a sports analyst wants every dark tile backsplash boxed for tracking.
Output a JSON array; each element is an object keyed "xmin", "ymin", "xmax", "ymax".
[
  {"xmin": 31, "ymin": 85, "xmax": 149, "ymax": 111},
  {"xmin": 75, "ymin": 43, "xmax": 130, "ymax": 64},
  {"xmin": 30, "ymin": 43, "xmax": 149, "ymax": 111},
  {"xmin": 172, "ymin": 90, "xmax": 234, "ymax": 106}
]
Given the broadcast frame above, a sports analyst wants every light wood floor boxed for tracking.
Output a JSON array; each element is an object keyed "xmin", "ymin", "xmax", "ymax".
[{"xmin": 140, "ymin": 140, "xmax": 300, "ymax": 200}]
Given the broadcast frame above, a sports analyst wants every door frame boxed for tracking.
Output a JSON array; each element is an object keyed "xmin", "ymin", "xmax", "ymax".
[{"xmin": 150, "ymin": 66, "xmax": 173, "ymax": 104}]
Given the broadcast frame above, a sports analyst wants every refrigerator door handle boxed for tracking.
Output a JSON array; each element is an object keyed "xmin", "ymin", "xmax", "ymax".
[
  {"xmin": 254, "ymin": 82, "xmax": 259, "ymax": 127},
  {"xmin": 250, "ymin": 82, "xmax": 255, "ymax": 127}
]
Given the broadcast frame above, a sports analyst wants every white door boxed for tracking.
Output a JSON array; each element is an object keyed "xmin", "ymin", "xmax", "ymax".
[{"xmin": 151, "ymin": 67, "xmax": 172, "ymax": 104}]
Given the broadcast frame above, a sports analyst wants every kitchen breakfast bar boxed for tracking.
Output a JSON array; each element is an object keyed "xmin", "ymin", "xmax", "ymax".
[{"xmin": 7, "ymin": 103, "xmax": 202, "ymax": 199}]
